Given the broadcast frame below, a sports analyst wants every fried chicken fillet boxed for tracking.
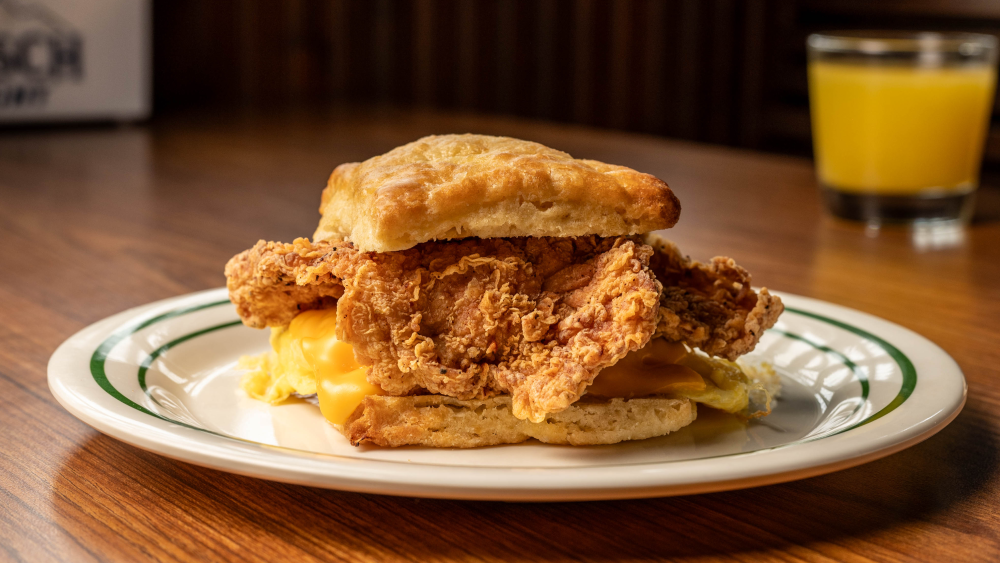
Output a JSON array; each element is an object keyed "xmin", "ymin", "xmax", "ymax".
[
  {"xmin": 226, "ymin": 134, "xmax": 783, "ymax": 446},
  {"xmin": 226, "ymin": 235, "xmax": 781, "ymax": 422}
]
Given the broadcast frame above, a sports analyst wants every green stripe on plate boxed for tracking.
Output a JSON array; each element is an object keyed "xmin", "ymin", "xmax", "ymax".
[
  {"xmin": 785, "ymin": 307, "xmax": 917, "ymax": 429},
  {"xmin": 138, "ymin": 320, "xmax": 244, "ymax": 396},
  {"xmin": 89, "ymin": 299, "xmax": 235, "ymax": 436},
  {"xmin": 769, "ymin": 328, "xmax": 869, "ymax": 404}
]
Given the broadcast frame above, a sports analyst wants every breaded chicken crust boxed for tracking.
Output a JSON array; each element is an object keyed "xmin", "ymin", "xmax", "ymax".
[
  {"xmin": 225, "ymin": 239, "xmax": 344, "ymax": 328},
  {"xmin": 225, "ymin": 235, "xmax": 781, "ymax": 421},
  {"xmin": 227, "ymin": 236, "xmax": 662, "ymax": 422},
  {"xmin": 646, "ymin": 234, "xmax": 783, "ymax": 361}
]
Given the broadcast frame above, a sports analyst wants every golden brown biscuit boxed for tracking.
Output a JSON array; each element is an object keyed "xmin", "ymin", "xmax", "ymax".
[
  {"xmin": 313, "ymin": 134, "xmax": 681, "ymax": 252},
  {"xmin": 343, "ymin": 395, "xmax": 696, "ymax": 447}
]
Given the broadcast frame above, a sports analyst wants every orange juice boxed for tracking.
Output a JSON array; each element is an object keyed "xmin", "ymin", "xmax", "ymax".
[{"xmin": 809, "ymin": 62, "xmax": 996, "ymax": 194}]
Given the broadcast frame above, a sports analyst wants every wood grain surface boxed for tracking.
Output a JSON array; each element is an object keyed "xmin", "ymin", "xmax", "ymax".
[{"xmin": 2, "ymin": 108, "xmax": 999, "ymax": 562}]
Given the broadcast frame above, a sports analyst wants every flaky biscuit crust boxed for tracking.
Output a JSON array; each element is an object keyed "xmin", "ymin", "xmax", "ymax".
[
  {"xmin": 313, "ymin": 134, "xmax": 681, "ymax": 252},
  {"xmin": 343, "ymin": 395, "xmax": 696, "ymax": 447}
]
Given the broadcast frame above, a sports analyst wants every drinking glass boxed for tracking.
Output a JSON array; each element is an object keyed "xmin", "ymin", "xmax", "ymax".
[{"xmin": 807, "ymin": 31, "xmax": 998, "ymax": 224}]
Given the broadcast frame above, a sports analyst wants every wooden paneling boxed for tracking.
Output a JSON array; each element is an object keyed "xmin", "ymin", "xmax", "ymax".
[
  {"xmin": 153, "ymin": 1, "xmax": 758, "ymax": 142},
  {"xmin": 152, "ymin": 0, "xmax": 1000, "ymax": 168}
]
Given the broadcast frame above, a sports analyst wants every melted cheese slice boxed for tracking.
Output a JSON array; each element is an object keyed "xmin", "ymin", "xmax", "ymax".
[
  {"xmin": 587, "ymin": 339, "xmax": 706, "ymax": 398},
  {"xmin": 588, "ymin": 339, "xmax": 760, "ymax": 415}
]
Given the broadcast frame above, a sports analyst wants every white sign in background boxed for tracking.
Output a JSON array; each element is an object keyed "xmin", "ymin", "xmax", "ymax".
[{"xmin": 0, "ymin": 0, "xmax": 150, "ymax": 122}]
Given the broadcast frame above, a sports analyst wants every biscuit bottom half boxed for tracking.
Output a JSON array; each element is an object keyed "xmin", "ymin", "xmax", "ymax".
[{"xmin": 343, "ymin": 395, "xmax": 697, "ymax": 448}]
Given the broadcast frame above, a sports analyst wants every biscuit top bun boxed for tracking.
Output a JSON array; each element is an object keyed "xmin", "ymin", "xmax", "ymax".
[{"xmin": 313, "ymin": 134, "xmax": 681, "ymax": 252}]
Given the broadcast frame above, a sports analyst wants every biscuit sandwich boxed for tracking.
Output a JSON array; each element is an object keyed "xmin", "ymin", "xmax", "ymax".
[{"xmin": 225, "ymin": 134, "xmax": 783, "ymax": 448}]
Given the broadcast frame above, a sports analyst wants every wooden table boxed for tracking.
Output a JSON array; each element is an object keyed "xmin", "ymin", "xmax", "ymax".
[{"xmin": 2, "ymin": 108, "xmax": 999, "ymax": 562}]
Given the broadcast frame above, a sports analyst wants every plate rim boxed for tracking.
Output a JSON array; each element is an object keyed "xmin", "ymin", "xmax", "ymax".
[{"xmin": 47, "ymin": 288, "xmax": 967, "ymax": 501}]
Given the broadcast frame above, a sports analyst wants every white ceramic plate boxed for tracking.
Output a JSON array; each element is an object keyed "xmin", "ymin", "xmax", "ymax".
[{"xmin": 48, "ymin": 288, "xmax": 965, "ymax": 501}]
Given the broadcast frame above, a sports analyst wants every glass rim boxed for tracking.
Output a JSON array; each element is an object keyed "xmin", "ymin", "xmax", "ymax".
[{"xmin": 808, "ymin": 31, "xmax": 997, "ymax": 56}]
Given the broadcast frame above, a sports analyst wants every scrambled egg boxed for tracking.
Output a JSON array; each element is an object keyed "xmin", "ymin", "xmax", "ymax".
[{"xmin": 240, "ymin": 309, "xmax": 381, "ymax": 424}]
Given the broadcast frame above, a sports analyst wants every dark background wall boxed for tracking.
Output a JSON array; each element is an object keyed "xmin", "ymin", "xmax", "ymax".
[{"xmin": 153, "ymin": 0, "xmax": 1000, "ymax": 165}]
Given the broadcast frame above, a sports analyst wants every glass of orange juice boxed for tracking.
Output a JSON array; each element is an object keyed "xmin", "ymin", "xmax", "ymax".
[{"xmin": 808, "ymin": 32, "xmax": 997, "ymax": 224}]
